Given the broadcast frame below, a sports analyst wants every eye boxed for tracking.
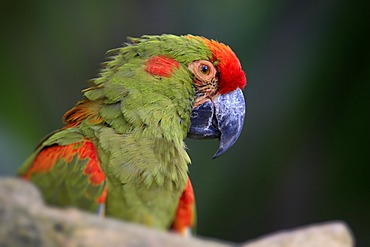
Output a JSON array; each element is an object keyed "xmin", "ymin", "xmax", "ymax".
[
  {"xmin": 188, "ymin": 60, "xmax": 217, "ymax": 82},
  {"xmin": 200, "ymin": 64, "xmax": 209, "ymax": 74}
]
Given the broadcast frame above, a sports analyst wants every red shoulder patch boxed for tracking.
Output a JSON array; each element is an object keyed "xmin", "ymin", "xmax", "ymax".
[
  {"xmin": 23, "ymin": 140, "xmax": 106, "ymax": 186},
  {"xmin": 171, "ymin": 178, "xmax": 195, "ymax": 235},
  {"xmin": 144, "ymin": 55, "xmax": 180, "ymax": 77},
  {"xmin": 79, "ymin": 141, "xmax": 106, "ymax": 185}
]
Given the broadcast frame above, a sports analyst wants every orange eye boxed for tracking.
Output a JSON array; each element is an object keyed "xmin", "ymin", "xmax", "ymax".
[{"xmin": 188, "ymin": 60, "xmax": 216, "ymax": 82}]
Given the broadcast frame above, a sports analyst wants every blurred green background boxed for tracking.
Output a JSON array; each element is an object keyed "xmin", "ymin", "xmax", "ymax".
[{"xmin": 1, "ymin": 0, "xmax": 369, "ymax": 245}]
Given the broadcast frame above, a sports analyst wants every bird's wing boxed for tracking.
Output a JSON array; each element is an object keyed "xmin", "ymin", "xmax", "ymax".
[{"xmin": 18, "ymin": 129, "xmax": 107, "ymax": 215}]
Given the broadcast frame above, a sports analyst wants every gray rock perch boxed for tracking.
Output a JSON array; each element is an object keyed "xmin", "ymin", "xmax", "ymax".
[{"xmin": 0, "ymin": 178, "xmax": 354, "ymax": 247}]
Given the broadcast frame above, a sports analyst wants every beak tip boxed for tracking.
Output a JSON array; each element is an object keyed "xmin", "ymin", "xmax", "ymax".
[
  {"xmin": 212, "ymin": 150, "xmax": 223, "ymax": 159},
  {"xmin": 212, "ymin": 132, "xmax": 241, "ymax": 159}
]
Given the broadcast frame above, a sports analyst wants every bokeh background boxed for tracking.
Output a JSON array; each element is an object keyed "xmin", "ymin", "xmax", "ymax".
[{"xmin": 1, "ymin": 0, "xmax": 369, "ymax": 245}]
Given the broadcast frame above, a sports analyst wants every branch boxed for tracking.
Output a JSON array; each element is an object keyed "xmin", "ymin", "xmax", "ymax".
[{"xmin": 0, "ymin": 178, "xmax": 354, "ymax": 247}]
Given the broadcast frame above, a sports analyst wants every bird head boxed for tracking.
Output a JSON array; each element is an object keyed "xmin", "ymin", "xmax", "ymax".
[
  {"xmin": 136, "ymin": 34, "xmax": 246, "ymax": 158},
  {"xmin": 185, "ymin": 35, "xmax": 246, "ymax": 158}
]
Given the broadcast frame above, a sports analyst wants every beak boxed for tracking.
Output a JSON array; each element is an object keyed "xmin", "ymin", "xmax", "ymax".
[{"xmin": 187, "ymin": 88, "xmax": 246, "ymax": 158}]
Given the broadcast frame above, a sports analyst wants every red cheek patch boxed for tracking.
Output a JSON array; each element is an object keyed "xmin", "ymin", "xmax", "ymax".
[{"xmin": 145, "ymin": 55, "xmax": 180, "ymax": 77}]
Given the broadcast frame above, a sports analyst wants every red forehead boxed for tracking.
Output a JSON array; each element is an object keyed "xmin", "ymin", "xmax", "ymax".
[{"xmin": 199, "ymin": 37, "xmax": 246, "ymax": 94}]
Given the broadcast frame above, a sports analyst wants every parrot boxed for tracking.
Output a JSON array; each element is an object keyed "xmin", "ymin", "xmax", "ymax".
[{"xmin": 18, "ymin": 34, "xmax": 246, "ymax": 235}]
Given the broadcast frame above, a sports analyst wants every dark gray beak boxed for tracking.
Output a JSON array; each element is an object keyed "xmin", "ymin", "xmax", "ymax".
[{"xmin": 187, "ymin": 88, "xmax": 246, "ymax": 158}]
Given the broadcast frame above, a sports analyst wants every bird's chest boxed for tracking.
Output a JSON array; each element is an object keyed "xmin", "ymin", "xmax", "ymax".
[{"xmin": 94, "ymin": 129, "xmax": 189, "ymax": 229}]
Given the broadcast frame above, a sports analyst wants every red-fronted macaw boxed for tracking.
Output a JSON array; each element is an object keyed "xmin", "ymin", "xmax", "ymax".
[{"xmin": 18, "ymin": 34, "xmax": 247, "ymax": 235}]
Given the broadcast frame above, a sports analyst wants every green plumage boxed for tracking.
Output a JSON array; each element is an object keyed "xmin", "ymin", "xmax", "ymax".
[{"xmin": 19, "ymin": 34, "xmax": 213, "ymax": 230}]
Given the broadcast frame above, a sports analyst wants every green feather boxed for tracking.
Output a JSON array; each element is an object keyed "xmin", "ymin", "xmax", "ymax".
[{"xmin": 19, "ymin": 34, "xmax": 213, "ymax": 230}]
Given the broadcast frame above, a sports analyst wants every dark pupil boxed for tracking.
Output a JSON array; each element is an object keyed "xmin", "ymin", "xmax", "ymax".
[{"xmin": 200, "ymin": 65, "xmax": 209, "ymax": 73}]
